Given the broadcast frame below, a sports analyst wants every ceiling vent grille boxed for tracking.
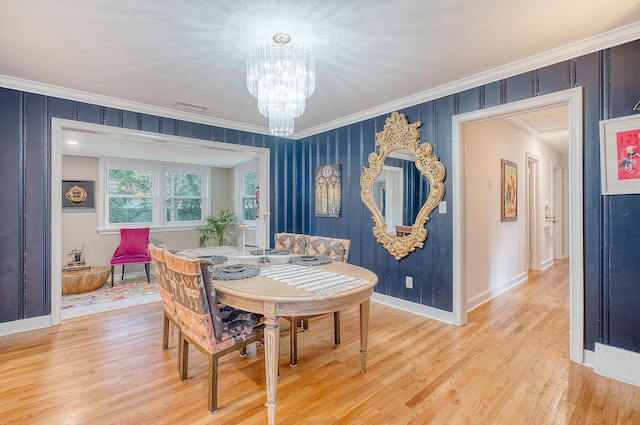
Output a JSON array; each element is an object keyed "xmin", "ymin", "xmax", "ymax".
[{"xmin": 175, "ymin": 101, "xmax": 209, "ymax": 112}]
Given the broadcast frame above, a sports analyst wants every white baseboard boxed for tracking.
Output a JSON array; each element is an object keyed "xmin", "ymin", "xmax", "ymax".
[
  {"xmin": 541, "ymin": 258, "xmax": 554, "ymax": 270},
  {"xmin": 595, "ymin": 343, "xmax": 640, "ymax": 387},
  {"xmin": 583, "ymin": 349, "xmax": 595, "ymax": 368},
  {"xmin": 0, "ymin": 315, "xmax": 53, "ymax": 337},
  {"xmin": 371, "ymin": 293, "xmax": 454, "ymax": 324},
  {"xmin": 467, "ymin": 272, "xmax": 529, "ymax": 312}
]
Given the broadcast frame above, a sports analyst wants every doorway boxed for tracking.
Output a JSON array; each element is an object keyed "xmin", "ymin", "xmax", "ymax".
[
  {"xmin": 452, "ymin": 87, "xmax": 584, "ymax": 364},
  {"xmin": 50, "ymin": 119, "xmax": 271, "ymax": 325}
]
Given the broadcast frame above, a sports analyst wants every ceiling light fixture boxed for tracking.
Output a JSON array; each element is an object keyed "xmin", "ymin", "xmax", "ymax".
[{"xmin": 247, "ymin": 33, "xmax": 316, "ymax": 136}]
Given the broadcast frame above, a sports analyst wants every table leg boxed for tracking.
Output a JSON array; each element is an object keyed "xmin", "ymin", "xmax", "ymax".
[
  {"xmin": 359, "ymin": 298, "xmax": 370, "ymax": 373},
  {"xmin": 263, "ymin": 309, "xmax": 279, "ymax": 425}
]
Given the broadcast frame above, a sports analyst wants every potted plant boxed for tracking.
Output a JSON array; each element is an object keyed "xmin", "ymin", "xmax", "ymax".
[
  {"xmin": 197, "ymin": 208, "xmax": 238, "ymax": 247},
  {"xmin": 68, "ymin": 243, "xmax": 85, "ymax": 263}
]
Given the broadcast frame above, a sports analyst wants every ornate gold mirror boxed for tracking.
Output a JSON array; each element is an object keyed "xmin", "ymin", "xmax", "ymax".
[{"xmin": 360, "ymin": 112, "xmax": 446, "ymax": 259}]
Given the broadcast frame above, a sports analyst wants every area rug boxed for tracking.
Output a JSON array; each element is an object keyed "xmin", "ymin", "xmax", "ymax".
[{"xmin": 61, "ymin": 275, "xmax": 160, "ymax": 319}]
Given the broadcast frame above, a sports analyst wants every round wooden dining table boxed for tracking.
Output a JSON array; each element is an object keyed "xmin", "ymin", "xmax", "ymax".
[{"xmin": 213, "ymin": 260, "xmax": 378, "ymax": 425}]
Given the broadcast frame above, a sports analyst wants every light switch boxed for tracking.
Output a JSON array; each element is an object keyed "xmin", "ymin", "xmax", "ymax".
[{"xmin": 439, "ymin": 201, "xmax": 447, "ymax": 214}]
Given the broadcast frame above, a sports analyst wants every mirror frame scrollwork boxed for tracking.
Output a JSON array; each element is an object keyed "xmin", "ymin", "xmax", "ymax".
[{"xmin": 360, "ymin": 112, "xmax": 446, "ymax": 260}]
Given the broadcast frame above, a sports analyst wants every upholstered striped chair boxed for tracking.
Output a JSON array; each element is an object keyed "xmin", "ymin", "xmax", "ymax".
[
  {"xmin": 149, "ymin": 244, "xmax": 181, "ymax": 370},
  {"xmin": 273, "ymin": 232, "xmax": 307, "ymax": 254},
  {"xmin": 305, "ymin": 236, "xmax": 350, "ymax": 263},
  {"xmin": 162, "ymin": 248, "xmax": 264, "ymax": 413},
  {"xmin": 287, "ymin": 235, "xmax": 351, "ymax": 366}
]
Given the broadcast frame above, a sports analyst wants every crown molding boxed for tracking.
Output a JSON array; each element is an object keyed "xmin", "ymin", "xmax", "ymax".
[
  {"xmin": 0, "ymin": 74, "xmax": 275, "ymax": 138},
  {"xmin": 294, "ymin": 21, "xmax": 640, "ymax": 139}
]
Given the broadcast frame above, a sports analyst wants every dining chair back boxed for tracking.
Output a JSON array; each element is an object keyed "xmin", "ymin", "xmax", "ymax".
[
  {"xmin": 305, "ymin": 236, "xmax": 351, "ymax": 262},
  {"xmin": 162, "ymin": 249, "xmax": 263, "ymax": 413},
  {"xmin": 110, "ymin": 227, "xmax": 151, "ymax": 286},
  {"xmin": 273, "ymin": 232, "xmax": 307, "ymax": 254},
  {"xmin": 149, "ymin": 244, "xmax": 181, "ymax": 365}
]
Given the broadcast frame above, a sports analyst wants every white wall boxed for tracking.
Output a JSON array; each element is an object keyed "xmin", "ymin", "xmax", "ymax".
[
  {"xmin": 464, "ymin": 119, "xmax": 565, "ymax": 311},
  {"xmin": 61, "ymin": 155, "xmax": 234, "ymax": 274}
]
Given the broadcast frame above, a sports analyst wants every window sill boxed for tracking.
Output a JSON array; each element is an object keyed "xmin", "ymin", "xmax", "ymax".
[{"xmin": 97, "ymin": 225, "xmax": 200, "ymax": 236}]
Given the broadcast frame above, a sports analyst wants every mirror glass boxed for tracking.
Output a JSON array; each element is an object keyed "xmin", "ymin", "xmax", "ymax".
[{"xmin": 371, "ymin": 148, "xmax": 430, "ymax": 236}]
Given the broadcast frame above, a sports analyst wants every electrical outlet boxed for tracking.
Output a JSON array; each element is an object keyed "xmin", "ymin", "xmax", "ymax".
[{"xmin": 405, "ymin": 276, "xmax": 413, "ymax": 289}]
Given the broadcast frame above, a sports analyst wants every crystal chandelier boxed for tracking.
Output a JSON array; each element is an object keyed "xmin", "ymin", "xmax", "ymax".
[{"xmin": 247, "ymin": 33, "xmax": 316, "ymax": 136}]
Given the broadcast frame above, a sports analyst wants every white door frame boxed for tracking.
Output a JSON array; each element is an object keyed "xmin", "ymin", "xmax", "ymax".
[
  {"xmin": 452, "ymin": 87, "xmax": 584, "ymax": 364},
  {"xmin": 527, "ymin": 153, "xmax": 541, "ymax": 270}
]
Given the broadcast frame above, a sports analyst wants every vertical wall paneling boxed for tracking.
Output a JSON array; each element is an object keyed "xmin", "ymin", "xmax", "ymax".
[
  {"xmin": 0, "ymin": 88, "xmax": 23, "ymax": 322},
  {"xmin": 76, "ymin": 102, "xmax": 102, "ymax": 125},
  {"xmin": 122, "ymin": 110, "xmax": 139, "ymax": 130},
  {"xmin": 537, "ymin": 60, "xmax": 572, "ymax": 96},
  {"xmin": 194, "ymin": 123, "xmax": 212, "ymax": 140},
  {"xmin": 484, "ymin": 81, "xmax": 502, "ymax": 109},
  {"xmin": 177, "ymin": 120, "xmax": 194, "ymax": 139},
  {"xmin": 104, "ymin": 107, "xmax": 123, "ymax": 127},
  {"xmin": 604, "ymin": 42, "xmax": 640, "ymax": 352},
  {"xmin": 24, "ymin": 93, "xmax": 49, "ymax": 317},
  {"xmin": 161, "ymin": 117, "xmax": 177, "ymax": 136},
  {"xmin": 576, "ymin": 51, "xmax": 606, "ymax": 350},
  {"xmin": 505, "ymin": 72, "xmax": 534, "ymax": 104}
]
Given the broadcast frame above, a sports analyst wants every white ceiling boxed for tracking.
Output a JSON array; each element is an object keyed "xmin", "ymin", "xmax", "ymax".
[{"xmin": 1, "ymin": 1, "xmax": 639, "ymax": 142}]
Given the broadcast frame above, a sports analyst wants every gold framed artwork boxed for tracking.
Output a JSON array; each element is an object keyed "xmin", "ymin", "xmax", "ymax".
[
  {"xmin": 315, "ymin": 164, "xmax": 341, "ymax": 217},
  {"xmin": 501, "ymin": 159, "xmax": 517, "ymax": 222},
  {"xmin": 62, "ymin": 180, "xmax": 95, "ymax": 211},
  {"xmin": 599, "ymin": 114, "xmax": 640, "ymax": 195}
]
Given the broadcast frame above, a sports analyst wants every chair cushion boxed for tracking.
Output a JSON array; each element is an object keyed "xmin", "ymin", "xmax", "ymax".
[
  {"xmin": 219, "ymin": 305, "xmax": 263, "ymax": 343},
  {"xmin": 113, "ymin": 228, "xmax": 150, "ymax": 257},
  {"xmin": 199, "ymin": 259, "xmax": 224, "ymax": 339},
  {"xmin": 110, "ymin": 254, "xmax": 151, "ymax": 265}
]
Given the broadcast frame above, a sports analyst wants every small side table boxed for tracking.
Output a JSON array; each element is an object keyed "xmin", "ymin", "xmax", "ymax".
[{"xmin": 62, "ymin": 266, "xmax": 111, "ymax": 295}]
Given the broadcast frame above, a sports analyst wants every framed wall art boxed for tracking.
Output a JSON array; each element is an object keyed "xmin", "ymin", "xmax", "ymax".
[
  {"xmin": 501, "ymin": 159, "xmax": 517, "ymax": 222},
  {"xmin": 599, "ymin": 114, "xmax": 640, "ymax": 195},
  {"xmin": 315, "ymin": 164, "xmax": 341, "ymax": 217},
  {"xmin": 62, "ymin": 180, "xmax": 95, "ymax": 211}
]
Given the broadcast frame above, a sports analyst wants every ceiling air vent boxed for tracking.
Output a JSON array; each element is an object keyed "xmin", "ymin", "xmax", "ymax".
[{"xmin": 175, "ymin": 101, "xmax": 209, "ymax": 112}]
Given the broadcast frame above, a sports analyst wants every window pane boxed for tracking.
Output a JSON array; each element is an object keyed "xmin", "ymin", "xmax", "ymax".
[
  {"xmin": 242, "ymin": 198, "xmax": 257, "ymax": 221},
  {"xmin": 166, "ymin": 198, "xmax": 202, "ymax": 222},
  {"xmin": 108, "ymin": 169, "xmax": 153, "ymax": 196},
  {"xmin": 166, "ymin": 172, "xmax": 202, "ymax": 196},
  {"xmin": 243, "ymin": 172, "xmax": 257, "ymax": 196},
  {"xmin": 109, "ymin": 198, "xmax": 152, "ymax": 223}
]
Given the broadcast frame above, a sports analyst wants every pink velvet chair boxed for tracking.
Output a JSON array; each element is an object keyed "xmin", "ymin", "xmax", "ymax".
[{"xmin": 110, "ymin": 228, "xmax": 151, "ymax": 286}]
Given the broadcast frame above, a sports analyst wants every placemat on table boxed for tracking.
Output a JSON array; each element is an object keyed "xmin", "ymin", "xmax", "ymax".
[
  {"xmin": 213, "ymin": 264, "xmax": 261, "ymax": 281},
  {"xmin": 259, "ymin": 264, "xmax": 369, "ymax": 299},
  {"xmin": 288, "ymin": 255, "xmax": 332, "ymax": 266},
  {"xmin": 249, "ymin": 248, "xmax": 290, "ymax": 256}
]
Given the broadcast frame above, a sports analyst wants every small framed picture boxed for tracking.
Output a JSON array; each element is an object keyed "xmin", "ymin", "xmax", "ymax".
[
  {"xmin": 599, "ymin": 114, "xmax": 640, "ymax": 195},
  {"xmin": 62, "ymin": 180, "xmax": 95, "ymax": 211},
  {"xmin": 501, "ymin": 159, "xmax": 517, "ymax": 222}
]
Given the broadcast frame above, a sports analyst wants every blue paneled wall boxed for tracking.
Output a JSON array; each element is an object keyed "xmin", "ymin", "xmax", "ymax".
[{"xmin": 1, "ymin": 39, "xmax": 640, "ymax": 354}]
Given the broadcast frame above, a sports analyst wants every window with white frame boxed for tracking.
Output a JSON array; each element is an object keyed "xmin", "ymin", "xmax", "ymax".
[
  {"xmin": 235, "ymin": 160, "xmax": 258, "ymax": 224},
  {"xmin": 101, "ymin": 158, "xmax": 209, "ymax": 230}
]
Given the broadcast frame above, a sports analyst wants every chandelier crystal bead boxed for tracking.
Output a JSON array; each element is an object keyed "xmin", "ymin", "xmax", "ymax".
[{"xmin": 247, "ymin": 33, "xmax": 316, "ymax": 136}]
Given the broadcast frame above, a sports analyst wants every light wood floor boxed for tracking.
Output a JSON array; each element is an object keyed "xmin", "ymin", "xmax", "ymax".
[{"xmin": 1, "ymin": 260, "xmax": 639, "ymax": 424}]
